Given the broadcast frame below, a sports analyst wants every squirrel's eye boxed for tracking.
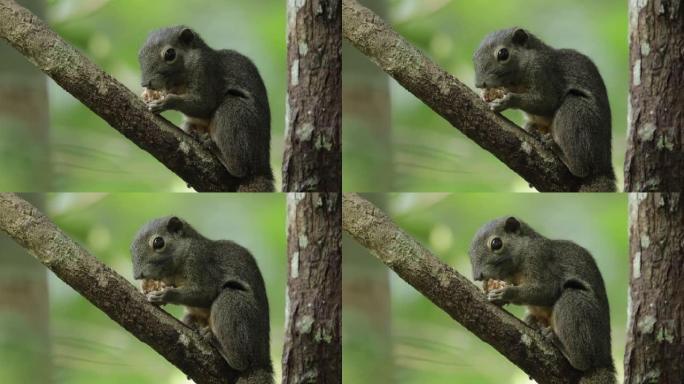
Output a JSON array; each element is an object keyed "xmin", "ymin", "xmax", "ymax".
[
  {"xmin": 152, "ymin": 236, "xmax": 165, "ymax": 250},
  {"xmin": 163, "ymin": 48, "xmax": 176, "ymax": 62},
  {"xmin": 496, "ymin": 48, "xmax": 509, "ymax": 61},
  {"xmin": 490, "ymin": 237, "xmax": 503, "ymax": 251}
]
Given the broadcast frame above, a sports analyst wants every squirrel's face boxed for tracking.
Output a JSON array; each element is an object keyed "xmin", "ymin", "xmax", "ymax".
[
  {"xmin": 138, "ymin": 26, "xmax": 197, "ymax": 91},
  {"xmin": 473, "ymin": 28, "xmax": 530, "ymax": 89},
  {"xmin": 468, "ymin": 216, "xmax": 526, "ymax": 282},
  {"xmin": 130, "ymin": 216, "xmax": 189, "ymax": 281}
]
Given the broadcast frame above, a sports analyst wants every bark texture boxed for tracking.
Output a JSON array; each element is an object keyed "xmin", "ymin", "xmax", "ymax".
[
  {"xmin": 342, "ymin": 193, "xmax": 582, "ymax": 384},
  {"xmin": 0, "ymin": 0, "xmax": 240, "ymax": 192},
  {"xmin": 342, "ymin": 0, "xmax": 585, "ymax": 192},
  {"xmin": 283, "ymin": 0, "xmax": 342, "ymax": 192},
  {"xmin": 624, "ymin": 1, "xmax": 684, "ymax": 191},
  {"xmin": 0, "ymin": 193, "xmax": 239, "ymax": 384},
  {"xmin": 625, "ymin": 193, "xmax": 684, "ymax": 383},
  {"xmin": 282, "ymin": 193, "xmax": 342, "ymax": 384}
]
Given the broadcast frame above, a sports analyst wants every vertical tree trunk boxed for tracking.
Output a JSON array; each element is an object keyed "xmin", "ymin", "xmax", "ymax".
[
  {"xmin": 624, "ymin": 1, "xmax": 684, "ymax": 191},
  {"xmin": 625, "ymin": 193, "xmax": 684, "ymax": 383},
  {"xmin": 341, "ymin": 0, "xmax": 393, "ymax": 379},
  {"xmin": 283, "ymin": 0, "xmax": 342, "ymax": 192},
  {"xmin": 0, "ymin": 1, "xmax": 51, "ymax": 382},
  {"xmin": 0, "ymin": 0, "xmax": 50, "ymax": 190},
  {"xmin": 282, "ymin": 193, "xmax": 341, "ymax": 383}
]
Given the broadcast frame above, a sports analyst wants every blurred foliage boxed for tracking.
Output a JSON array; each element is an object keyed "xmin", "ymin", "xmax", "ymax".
[
  {"xmin": 0, "ymin": 0, "xmax": 285, "ymax": 192},
  {"xmin": 0, "ymin": 193, "xmax": 286, "ymax": 384},
  {"xmin": 343, "ymin": 0, "xmax": 628, "ymax": 192},
  {"xmin": 343, "ymin": 193, "xmax": 628, "ymax": 383}
]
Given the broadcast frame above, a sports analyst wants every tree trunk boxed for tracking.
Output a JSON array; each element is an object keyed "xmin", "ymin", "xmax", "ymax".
[
  {"xmin": 625, "ymin": 193, "xmax": 684, "ymax": 383},
  {"xmin": 624, "ymin": 1, "xmax": 684, "ymax": 191},
  {"xmin": 282, "ymin": 193, "xmax": 342, "ymax": 384},
  {"xmin": 0, "ymin": 1, "xmax": 51, "ymax": 381},
  {"xmin": 0, "ymin": 0, "xmax": 50, "ymax": 190},
  {"xmin": 341, "ymin": 0, "xmax": 393, "ymax": 378},
  {"xmin": 283, "ymin": 0, "xmax": 342, "ymax": 192}
]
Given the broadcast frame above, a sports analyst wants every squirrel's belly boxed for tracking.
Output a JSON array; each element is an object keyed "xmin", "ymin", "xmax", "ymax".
[
  {"xmin": 526, "ymin": 305, "xmax": 553, "ymax": 328},
  {"xmin": 185, "ymin": 306, "xmax": 212, "ymax": 328},
  {"xmin": 182, "ymin": 115, "xmax": 212, "ymax": 134},
  {"xmin": 523, "ymin": 112, "xmax": 554, "ymax": 134}
]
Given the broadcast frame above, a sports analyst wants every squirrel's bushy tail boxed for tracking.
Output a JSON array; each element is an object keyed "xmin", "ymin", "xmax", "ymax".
[
  {"xmin": 236, "ymin": 367, "xmax": 274, "ymax": 384},
  {"xmin": 579, "ymin": 366, "xmax": 617, "ymax": 384},
  {"xmin": 237, "ymin": 175, "xmax": 275, "ymax": 192},
  {"xmin": 579, "ymin": 174, "xmax": 617, "ymax": 192}
]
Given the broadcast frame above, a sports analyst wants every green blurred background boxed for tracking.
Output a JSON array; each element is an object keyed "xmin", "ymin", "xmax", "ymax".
[
  {"xmin": 343, "ymin": 193, "xmax": 628, "ymax": 383},
  {"xmin": 0, "ymin": 193, "xmax": 286, "ymax": 383},
  {"xmin": 343, "ymin": 0, "xmax": 628, "ymax": 192},
  {"xmin": 0, "ymin": 0, "xmax": 285, "ymax": 192}
]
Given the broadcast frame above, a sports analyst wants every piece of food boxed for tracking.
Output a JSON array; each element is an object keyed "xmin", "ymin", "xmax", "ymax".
[
  {"xmin": 141, "ymin": 88, "xmax": 166, "ymax": 103},
  {"xmin": 481, "ymin": 87, "xmax": 508, "ymax": 102},
  {"xmin": 483, "ymin": 278, "xmax": 509, "ymax": 293},
  {"xmin": 141, "ymin": 279, "xmax": 168, "ymax": 294}
]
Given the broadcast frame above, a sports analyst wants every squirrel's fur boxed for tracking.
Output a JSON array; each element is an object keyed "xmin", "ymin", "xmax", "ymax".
[
  {"xmin": 473, "ymin": 28, "xmax": 616, "ymax": 192},
  {"xmin": 131, "ymin": 216, "xmax": 274, "ymax": 384},
  {"xmin": 139, "ymin": 26, "xmax": 274, "ymax": 192},
  {"xmin": 469, "ymin": 216, "xmax": 616, "ymax": 384}
]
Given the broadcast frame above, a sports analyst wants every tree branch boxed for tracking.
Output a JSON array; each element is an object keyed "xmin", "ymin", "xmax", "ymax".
[
  {"xmin": 342, "ymin": 0, "xmax": 583, "ymax": 192},
  {"xmin": 0, "ymin": 193, "xmax": 239, "ymax": 384},
  {"xmin": 342, "ymin": 193, "xmax": 582, "ymax": 384},
  {"xmin": 0, "ymin": 0, "xmax": 240, "ymax": 192}
]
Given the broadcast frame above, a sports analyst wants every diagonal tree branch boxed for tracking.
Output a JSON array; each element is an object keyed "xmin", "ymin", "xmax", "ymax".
[
  {"xmin": 0, "ymin": 193, "xmax": 239, "ymax": 384},
  {"xmin": 342, "ymin": 0, "xmax": 583, "ymax": 192},
  {"xmin": 342, "ymin": 193, "xmax": 582, "ymax": 384},
  {"xmin": 0, "ymin": 0, "xmax": 240, "ymax": 192}
]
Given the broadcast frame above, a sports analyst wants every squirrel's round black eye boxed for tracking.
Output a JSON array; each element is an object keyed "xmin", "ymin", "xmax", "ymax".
[
  {"xmin": 152, "ymin": 236, "xmax": 165, "ymax": 250},
  {"xmin": 163, "ymin": 48, "xmax": 176, "ymax": 62},
  {"xmin": 490, "ymin": 237, "xmax": 503, "ymax": 251},
  {"xmin": 497, "ymin": 48, "xmax": 509, "ymax": 61}
]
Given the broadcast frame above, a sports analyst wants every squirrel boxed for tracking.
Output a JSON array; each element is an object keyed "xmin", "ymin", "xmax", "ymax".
[
  {"xmin": 138, "ymin": 26, "xmax": 274, "ymax": 192},
  {"xmin": 131, "ymin": 216, "xmax": 273, "ymax": 384},
  {"xmin": 468, "ymin": 216, "xmax": 616, "ymax": 384},
  {"xmin": 473, "ymin": 28, "xmax": 616, "ymax": 192}
]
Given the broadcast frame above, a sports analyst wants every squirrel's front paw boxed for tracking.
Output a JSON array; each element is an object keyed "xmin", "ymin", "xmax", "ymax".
[
  {"xmin": 146, "ymin": 98, "xmax": 170, "ymax": 113},
  {"xmin": 487, "ymin": 287, "xmax": 511, "ymax": 305},
  {"xmin": 146, "ymin": 287, "xmax": 172, "ymax": 304},
  {"xmin": 488, "ymin": 93, "xmax": 512, "ymax": 112}
]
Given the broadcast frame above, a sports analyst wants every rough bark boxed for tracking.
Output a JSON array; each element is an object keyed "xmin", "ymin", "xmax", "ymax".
[
  {"xmin": 282, "ymin": 193, "xmax": 342, "ymax": 384},
  {"xmin": 0, "ymin": 0, "xmax": 241, "ymax": 192},
  {"xmin": 283, "ymin": 0, "xmax": 342, "ymax": 192},
  {"xmin": 342, "ymin": 193, "xmax": 582, "ymax": 384},
  {"xmin": 624, "ymin": 1, "xmax": 684, "ymax": 191},
  {"xmin": 342, "ymin": 0, "xmax": 584, "ymax": 192},
  {"xmin": 0, "ymin": 193, "xmax": 239, "ymax": 384},
  {"xmin": 625, "ymin": 193, "xmax": 684, "ymax": 383}
]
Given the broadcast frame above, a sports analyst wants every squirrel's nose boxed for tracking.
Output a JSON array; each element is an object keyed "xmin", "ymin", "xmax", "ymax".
[
  {"xmin": 474, "ymin": 272, "xmax": 484, "ymax": 281},
  {"xmin": 141, "ymin": 80, "xmax": 151, "ymax": 88},
  {"xmin": 134, "ymin": 271, "xmax": 145, "ymax": 279},
  {"xmin": 476, "ymin": 80, "xmax": 486, "ymax": 89}
]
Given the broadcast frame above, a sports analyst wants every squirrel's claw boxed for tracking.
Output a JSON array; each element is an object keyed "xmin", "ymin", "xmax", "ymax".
[
  {"xmin": 146, "ymin": 288, "xmax": 171, "ymax": 304},
  {"xmin": 487, "ymin": 287, "xmax": 510, "ymax": 305},
  {"xmin": 488, "ymin": 93, "xmax": 512, "ymax": 112},
  {"xmin": 146, "ymin": 99, "xmax": 168, "ymax": 113}
]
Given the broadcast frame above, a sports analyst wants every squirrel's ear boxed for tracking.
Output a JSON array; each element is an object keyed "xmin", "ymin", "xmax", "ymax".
[
  {"xmin": 178, "ymin": 28, "xmax": 195, "ymax": 45},
  {"xmin": 504, "ymin": 217, "xmax": 521, "ymax": 233},
  {"xmin": 167, "ymin": 216, "xmax": 184, "ymax": 234},
  {"xmin": 512, "ymin": 28, "xmax": 528, "ymax": 46}
]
